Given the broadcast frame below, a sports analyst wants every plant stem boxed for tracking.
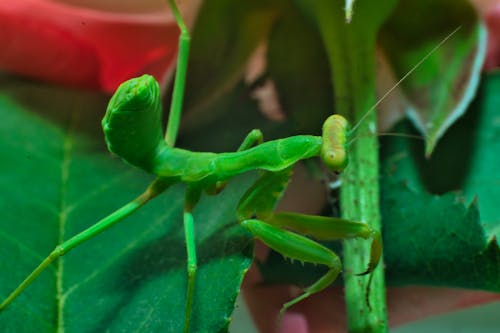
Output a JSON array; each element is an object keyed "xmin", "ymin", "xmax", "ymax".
[
  {"xmin": 336, "ymin": 46, "xmax": 387, "ymax": 331},
  {"xmin": 293, "ymin": 0, "xmax": 396, "ymax": 331},
  {"xmin": 340, "ymin": 114, "xmax": 386, "ymax": 333}
]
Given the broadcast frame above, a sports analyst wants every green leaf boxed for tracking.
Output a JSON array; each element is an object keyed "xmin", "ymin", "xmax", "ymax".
[
  {"xmin": 182, "ymin": 0, "xmax": 284, "ymax": 124},
  {"xmin": 267, "ymin": 2, "xmax": 334, "ymax": 135},
  {"xmin": 0, "ymin": 78, "xmax": 253, "ymax": 332},
  {"xmin": 461, "ymin": 73, "xmax": 500, "ymax": 240},
  {"xmin": 182, "ymin": 0, "xmax": 337, "ymax": 151},
  {"xmin": 381, "ymin": 72, "xmax": 500, "ymax": 290},
  {"xmin": 379, "ymin": 0, "xmax": 487, "ymax": 156}
]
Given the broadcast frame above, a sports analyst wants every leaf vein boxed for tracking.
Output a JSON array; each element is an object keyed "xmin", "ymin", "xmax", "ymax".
[
  {"xmin": 62, "ymin": 196, "xmax": 183, "ymax": 299},
  {"xmin": 56, "ymin": 124, "xmax": 74, "ymax": 333}
]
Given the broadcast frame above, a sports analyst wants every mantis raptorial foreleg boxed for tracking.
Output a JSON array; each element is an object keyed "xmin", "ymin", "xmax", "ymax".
[
  {"xmin": 266, "ymin": 213, "xmax": 382, "ymax": 275},
  {"xmin": 240, "ymin": 218, "xmax": 343, "ymax": 318},
  {"xmin": 236, "ymin": 167, "xmax": 381, "ymax": 321}
]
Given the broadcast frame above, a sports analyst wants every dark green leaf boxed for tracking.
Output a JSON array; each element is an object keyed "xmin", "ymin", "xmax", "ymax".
[
  {"xmin": 461, "ymin": 72, "xmax": 500, "ymax": 240},
  {"xmin": 179, "ymin": 82, "xmax": 294, "ymax": 153},
  {"xmin": 182, "ymin": 0, "xmax": 284, "ymax": 125},
  {"xmin": 0, "ymin": 78, "xmax": 253, "ymax": 332},
  {"xmin": 379, "ymin": 0, "xmax": 487, "ymax": 156},
  {"xmin": 381, "ymin": 73, "xmax": 500, "ymax": 290},
  {"xmin": 267, "ymin": 2, "xmax": 334, "ymax": 135}
]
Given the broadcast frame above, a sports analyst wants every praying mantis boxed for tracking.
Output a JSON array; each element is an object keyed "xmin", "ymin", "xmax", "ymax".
[{"xmin": 0, "ymin": 1, "xmax": 391, "ymax": 332}]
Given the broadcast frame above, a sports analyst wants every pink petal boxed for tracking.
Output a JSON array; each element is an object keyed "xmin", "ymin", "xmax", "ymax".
[
  {"xmin": 484, "ymin": 3, "xmax": 500, "ymax": 70},
  {"xmin": 0, "ymin": 0, "xmax": 180, "ymax": 92},
  {"xmin": 279, "ymin": 312, "xmax": 308, "ymax": 333}
]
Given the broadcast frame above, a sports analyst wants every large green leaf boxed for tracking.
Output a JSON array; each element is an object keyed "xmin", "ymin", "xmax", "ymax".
[
  {"xmin": 381, "ymin": 72, "xmax": 500, "ymax": 289},
  {"xmin": 379, "ymin": 0, "xmax": 486, "ymax": 156},
  {"xmin": 0, "ymin": 77, "xmax": 252, "ymax": 332}
]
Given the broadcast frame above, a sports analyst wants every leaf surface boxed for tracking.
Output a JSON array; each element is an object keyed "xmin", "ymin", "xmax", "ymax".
[
  {"xmin": 267, "ymin": 2, "xmax": 334, "ymax": 135},
  {"xmin": 0, "ymin": 78, "xmax": 253, "ymax": 332},
  {"xmin": 379, "ymin": 0, "xmax": 486, "ymax": 155},
  {"xmin": 182, "ymin": 0, "xmax": 284, "ymax": 125},
  {"xmin": 381, "ymin": 72, "xmax": 500, "ymax": 289}
]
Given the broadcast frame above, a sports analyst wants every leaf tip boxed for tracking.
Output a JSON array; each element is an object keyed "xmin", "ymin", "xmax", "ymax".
[{"xmin": 424, "ymin": 138, "xmax": 437, "ymax": 159}]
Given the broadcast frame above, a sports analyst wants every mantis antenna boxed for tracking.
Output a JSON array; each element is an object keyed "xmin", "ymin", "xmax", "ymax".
[{"xmin": 349, "ymin": 26, "xmax": 462, "ymax": 137}]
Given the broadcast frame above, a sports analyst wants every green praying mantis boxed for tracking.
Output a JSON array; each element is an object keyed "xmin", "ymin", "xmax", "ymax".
[
  {"xmin": 0, "ymin": 0, "xmax": 456, "ymax": 331},
  {"xmin": 0, "ymin": 2, "xmax": 380, "ymax": 330}
]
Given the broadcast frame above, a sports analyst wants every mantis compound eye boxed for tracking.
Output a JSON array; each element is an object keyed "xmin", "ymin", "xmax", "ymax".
[
  {"xmin": 320, "ymin": 114, "xmax": 350, "ymax": 173},
  {"xmin": 102, "ymin": 74, "xmax": 165, "ymax": 173}
]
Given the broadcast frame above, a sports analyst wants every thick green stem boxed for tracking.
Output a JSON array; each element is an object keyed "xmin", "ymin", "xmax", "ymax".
[
  {"xmin": 341, "ymin": 115, "xmax": 386, "ymax": 333},
  {"xmin": 336, "ymin": 43, "xmax": 386, "ymax": 332},
  {"xmin": 294, "ymin": 0, "xmax": 396, "ymax": 331}
]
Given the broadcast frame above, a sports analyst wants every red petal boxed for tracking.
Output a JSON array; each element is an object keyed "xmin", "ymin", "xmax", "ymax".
[{"xmin": 0, "ymin": 0, "xmax": 179, "ymax": 92}]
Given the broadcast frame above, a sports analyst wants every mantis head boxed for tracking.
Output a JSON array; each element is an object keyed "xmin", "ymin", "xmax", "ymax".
[{"xmin": 321, "ymin": 114, "xmax": 350, "ymax": 173}]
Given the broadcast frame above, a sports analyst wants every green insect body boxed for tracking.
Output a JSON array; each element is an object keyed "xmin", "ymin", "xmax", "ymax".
[
  {"xmin": 0, "ymin": 1, "xmax": 381, "ymax": 331},
  {"xmin": 104, "ymin": 75, "xmax": 333, "ymax": 184},
  {"xmin": 102, "ymin": 74, "xmax": 382, "ymax": 327}
]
